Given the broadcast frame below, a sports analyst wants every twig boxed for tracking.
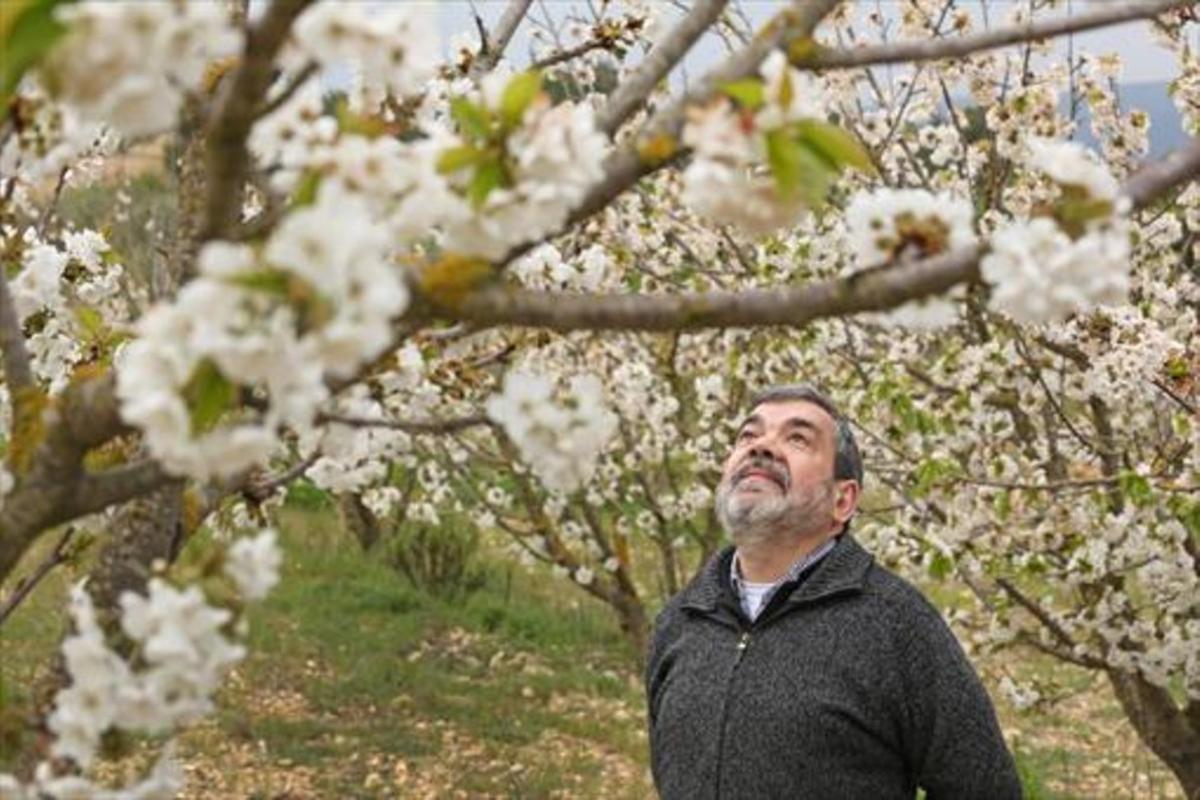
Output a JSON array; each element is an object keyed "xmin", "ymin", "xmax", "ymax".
[
  {"xmin": 317, "ymin": 412, "xmax": 491, "ymax": 435},
  {"xmin": 0, "ymin": 526, "xmax": 76, "ymax": 627},
  {"xmin": 597, "ymin": 0, "xmax": 730, "ymax": 136},
  {"xmin": 802, "ymin": 0, "xmax": 1193, "ymax": 71},
  {"xmin": 244, "ymin": 452, "xmax": 320, "ymax": 503},
  {"xmin": 472, "ymin": 0, "xmax": 534, "ymax": 76},
  {"xmin": 35, "ymin": 167, "xmax": 70, "ymax": 238},
  {"xmin": 1150, "ymin": 378, "xmax": 1197, "ymax": 415},
  {"xmin": 996, "ymin": 576, "xmax": 1106, "ymax": 670},
  {"xmin": 254, "ymin": 61, "xmax": 318, "ymax": 120},
  {"xmin": 530, "ymin": 39, "xmax": 609, "ymax": 71}
]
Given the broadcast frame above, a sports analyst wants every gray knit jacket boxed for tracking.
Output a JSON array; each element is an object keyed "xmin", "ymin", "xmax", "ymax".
[{"xmin": 645, "ymin": 535, "xmax": 1022, "ymax": 799}]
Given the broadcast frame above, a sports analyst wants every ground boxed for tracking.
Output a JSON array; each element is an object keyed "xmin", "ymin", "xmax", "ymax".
[{"xmin": 0, "ymin": 504, "xmax": 1185, "ymax": 799}]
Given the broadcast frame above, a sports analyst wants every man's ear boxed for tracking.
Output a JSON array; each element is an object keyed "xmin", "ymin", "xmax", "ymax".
[{"xmin": 833, "ymin": 480, "xmax": 860, "ymax": 525}]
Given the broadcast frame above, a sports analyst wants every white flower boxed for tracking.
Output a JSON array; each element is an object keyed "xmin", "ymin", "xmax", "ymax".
[
  {"xmin": 680, "ymin": 158, "xmax": 807, "ymax": 236},
  {"xmin": 573, "ymin": 566, "xmax": 595, "ymax": 586},
  {"xmin": 756, "ymin": 51, "xmax": 830, "ymax": 129},
  {"xmin": 981, "ymin": 216, "xmax": 1131, "ymax": 324},
  {"xmin": 1026, "ymin": 138, "xmax": 1120, "ymax": 202},
  {"xmin": 845, "ymin": 188, "xmax": 977, "ymax": 269},
  {"xmin": 486, "ymin": 370, "xmax": 617, "ymax": 493},
  {"xmin": 291, "ymin": 3, "xmax": 438, "ymax": 105},
  {"xmin": 43, "ymin": 2, "xmax": 241, "ymax": 137},
  {"xmin": 11, "ymin": 243, "xmax": 67, "ymax": 321},
  {"xmin": 225, "ymin": 529, "xmax": 283, "ymax": 601}
]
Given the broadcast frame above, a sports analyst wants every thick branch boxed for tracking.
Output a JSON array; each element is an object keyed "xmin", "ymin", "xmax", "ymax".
[
  {"xmin": 472, "ymin": 0, "xmax": 533, "ymax": 76},
  {"xmin": 497, "ymin": 0, "xmax": 841, "ymax": 270},
  {"xmin": 73, "ymin": 460, "xmax": 180, "ymax": 519},
  {"xmin": 433, "ymin": 134, "xmax": 1200, "ymax": 331},
  {"xmin": 996, "ymin": 576, "xmax": 1107, "ymax": 670},
  {"xmin": 803, "ymin": 0, "xmax": 1193, "ymax": 71},
  {"xmin": 597, "ymin": 0, "xmax": 731, "ymax": 136},
  {"xmin": 201, "ymin": 0, "xmax": 314, "ymax": 241}
]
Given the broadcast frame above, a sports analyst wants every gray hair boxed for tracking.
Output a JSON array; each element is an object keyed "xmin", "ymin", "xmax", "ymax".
[{"xmin": 747, "ymin": 383, "xmax": 864, "ymax": 489}]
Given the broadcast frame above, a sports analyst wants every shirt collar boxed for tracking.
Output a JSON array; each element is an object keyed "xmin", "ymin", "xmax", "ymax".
[{"xmin": 730, "ymin": 535, "xmax": 839, "ymax": 594}]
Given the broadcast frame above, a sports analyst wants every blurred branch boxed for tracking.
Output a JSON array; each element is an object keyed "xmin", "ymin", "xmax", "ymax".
[
  {"xmin": 597, "ymin": 0, "xmax": 730, "ymax": 136},
  {"xmin": 997, "ymin": 576, "xmax": 1107, "ymax": 670},
  {"xmin": 0, "ymin": 526, "xmax": 75, "ymax": 628},
  {"xmin": 472, "ymin": 0, "xmax": 534, "ymax": 76},
  {"xmin": 318, "ymin": 412, "xmax": 491, "ymax": 434},
  {"xmin": 202, "ymin": 0, "xmax": 315, "ymax": 241},
  {"xmin": 254, "ymin": 60, "xmax": 318, "ymax": 120},
  {"xmin": 0, "ymin": 259, "xmax": 33, "ymax": 394},
  {"xmin": 802, "ymin": 0, "xmax": 1192, "ymax": 71}
]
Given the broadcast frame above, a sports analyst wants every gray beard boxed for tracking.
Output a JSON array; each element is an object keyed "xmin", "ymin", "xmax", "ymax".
[{"xmin": 715, "ymin": 477, "xmax": 834, "ymax": 544}]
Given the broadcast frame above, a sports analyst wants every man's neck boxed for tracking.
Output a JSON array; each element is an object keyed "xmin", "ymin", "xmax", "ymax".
[{"xmin": 735, "ymin": 528, "xmax": 836, "ymax": 583}]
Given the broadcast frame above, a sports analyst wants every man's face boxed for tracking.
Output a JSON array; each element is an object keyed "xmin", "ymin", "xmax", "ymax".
[{"xmin": 715, "ymin": 400, "xmax": 858, "ymax": 543}]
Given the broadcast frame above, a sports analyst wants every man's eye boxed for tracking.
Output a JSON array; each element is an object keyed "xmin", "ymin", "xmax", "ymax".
[
  {"xmin": 736, "ymin": 430, "xmax": 755, "ymax": 443},
  {"xmin": 789, "ymin": 434, "xmax": 808, "ymax": 446}
]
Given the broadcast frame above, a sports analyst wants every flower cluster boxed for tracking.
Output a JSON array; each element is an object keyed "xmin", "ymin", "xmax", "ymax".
[
  {"xmin": 289, "ymin": 2, "xmax": 439, "ymax": 110},
  {"xmin": 982, "ymin": 140, "xmax": 1131, "ymax": 324},
  {"xmin": 486, "ymin": 370, "xmax": 617, "ymax": 493},
  {"xmin": 436, "ymin": 71, "xmax": 610, "ymax": 259},
  {"xmin": 844, "ymin": 188, "xmax": 977, "ymax": 329},
  {"xmin": 116, "ymin": 182, "xmax": 408, "ymax": 479},
  {"xmin": 0, "ymin": 530, "xmax": 279, "ymax": 797},
  {"xmin": 40, "ymin": 2, "xmax": 241, "ymax": 137},
  {"xmin": 681, "ymin": 52, "xmax": 832, "ymax": 235}
]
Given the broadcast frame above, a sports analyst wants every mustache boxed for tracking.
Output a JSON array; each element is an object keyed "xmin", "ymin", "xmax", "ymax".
[{"xmin": 732, "ymin": 456, "xmax": 790, "ymax": 490}]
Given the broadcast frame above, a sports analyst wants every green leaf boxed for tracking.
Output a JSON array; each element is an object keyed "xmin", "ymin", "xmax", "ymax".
[
  {"xmin": 794, "ymin": 119, "xmax": 875, "ymax": 173},
  {"xmin": 226, "ymin": 269, "xmax": 291, "ymax": 295},
  {"xmin": 436, "ymin": 144, "xmax": 485, "ymax": 175},
  {"xmin": 451, "ymin": 97, "xmax": 492, "ymax": 140},
  {"xmin": 927, "ymin": 550, "xmax": 953, "ymax": 580},
  {"xmin": 765, "ymin": 128, "xmax": 804, "ymax": 201},
  {"xmin": 719, "ymin": 78, "xmax": 765, "ymax": 110},
  {"xmin": 181, "ymin": 358, "xmax": 238, "ymax": 437},
  {"xmin": 1118, "ymin": 471, "xmax": 1153, "ymax": 508},
  {"xmin": 467, "ymin": 158, "xmax": 507, "ymax": 208},
  {"xmin": 0, "ymin": 0, "xmax": 72, "ymax": 107},
  {"xmin": 499, "ymin": 70, "xmax": 542, "ymax": 128},
  {"xmin": 792, "ymin": 142, "xmax": 836, "ymax": 210},
  {"xmin": 73, "ymin": 305, "xmax": 105, "ymax": 342},
  {"xmin": 291, "ymin": 170, "xmax": 321, "ymax": 207}
]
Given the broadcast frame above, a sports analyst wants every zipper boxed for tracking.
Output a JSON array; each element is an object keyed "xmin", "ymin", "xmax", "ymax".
[{"xmin": 712, "ymin": 629, "xmax": 752, "ymax": 799}]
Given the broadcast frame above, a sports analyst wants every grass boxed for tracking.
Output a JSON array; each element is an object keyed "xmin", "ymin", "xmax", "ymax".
[{"xmin": 0, "ymin": 505, "xmax": 1187, "ymax": 797}]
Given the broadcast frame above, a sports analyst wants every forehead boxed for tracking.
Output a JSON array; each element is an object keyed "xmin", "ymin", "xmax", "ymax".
[{"xmin": 740, "ymin": 399, "xmax": 837, "ymax": 437}]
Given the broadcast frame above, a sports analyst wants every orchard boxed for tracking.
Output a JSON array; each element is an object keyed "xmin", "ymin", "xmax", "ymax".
[{"xmin": 0, "ymin": 0, "xmax": 1199, "ymax": 796}]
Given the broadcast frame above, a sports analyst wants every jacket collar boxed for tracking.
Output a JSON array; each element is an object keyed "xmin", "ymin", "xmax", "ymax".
[{"xmin": 680, "ymin": 534, "xmax": 875, "ymax": 617}]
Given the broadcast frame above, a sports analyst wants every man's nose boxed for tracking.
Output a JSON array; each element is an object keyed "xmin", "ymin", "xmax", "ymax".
[{"xmin": 747, "ymin": 441, "xmax": 781, "ymax": 461}]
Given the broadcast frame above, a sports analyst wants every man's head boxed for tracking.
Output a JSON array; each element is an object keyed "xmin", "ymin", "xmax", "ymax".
[{"xmin": 715, "ymin": 384, "xmax": 863, "ymax": 545}]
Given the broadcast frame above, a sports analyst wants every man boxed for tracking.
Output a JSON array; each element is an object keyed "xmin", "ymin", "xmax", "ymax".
[{"xmin": 645, "ymin": 384, "xmax": 1021, "ymax": 799}]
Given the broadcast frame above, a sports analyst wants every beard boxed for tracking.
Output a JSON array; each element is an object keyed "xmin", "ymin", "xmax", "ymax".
[{"xmin": 715, "ymin": 466, "xmax": 835, "ymax": 545}]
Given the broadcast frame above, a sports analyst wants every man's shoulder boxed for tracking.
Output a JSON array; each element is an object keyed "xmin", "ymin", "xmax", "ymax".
[{"xmin": 858, "ymin": 554, "xmax": 948, "ymax": 627}]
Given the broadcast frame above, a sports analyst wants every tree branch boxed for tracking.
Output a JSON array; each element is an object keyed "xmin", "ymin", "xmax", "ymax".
[
  {"xmin": 428, "ymin": 134, "xmax": 1200, "ymax": 332},
  {"xmin": 202, "ymin": 0, "xmax": 315, "ymax": 242},
  {"xmin": 472, "ymin": 0, "xmax": 533, "ymax": 76},
  {"xmin": 317, "ymin": 412, "xmax": 491, "ymax": 435},
  {"xmin": 997, "ymin": 576, "xmax": 1107, "ymax": 670},
  {"xmin": 597, "ymin": 0, "xmax": 731, "ymax": 136},
  {"xmin": 496, "ymin": 0, "xmax": 841, "ymax": 271},
  {"xmin": 254, "ymin": 61, "xmax": 318, "ymax": 121},
  {"xmin": 0, "ymin": 258, "xmax": 33, "ymax": 394},
  {"xmin": 0, "ymin": 526, "xmax": 74, "ymax": 628},
  {"xmin": 802, "ymin": 0, "xmax": 1193, "ymax": 71}
]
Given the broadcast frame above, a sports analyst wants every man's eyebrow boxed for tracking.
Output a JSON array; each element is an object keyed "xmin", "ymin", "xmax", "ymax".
[
  {"xmin": 736, "ymin": 413, "xmax": 764, "ymax": 431},
  {"xmin": 781, "ymin": 417, "xmax": 820, "ymax": 436}
]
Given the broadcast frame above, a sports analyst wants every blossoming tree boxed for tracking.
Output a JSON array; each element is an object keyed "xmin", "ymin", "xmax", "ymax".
[{"xmin": 1, "ymin": 0, "xmax": 1199, "ymax": 795}]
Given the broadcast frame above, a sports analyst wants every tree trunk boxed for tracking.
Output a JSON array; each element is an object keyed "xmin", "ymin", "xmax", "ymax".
[
  {"xmin": 14, "ymin": 485, "xmax": 184, "ymax": 778},
  {"xmin": 338, "ymin": 492, "xmax": 383, "ymax": 552},
  {"xmin": 1107, "ymin": 668, "xmax": 1200, "ymax": 799}
]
